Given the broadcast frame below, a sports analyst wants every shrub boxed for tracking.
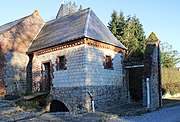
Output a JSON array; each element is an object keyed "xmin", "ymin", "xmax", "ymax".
[
  {"xmin": 162, "ymin": 82, "xmax": 180, "ymax": 96},
  {"xmin": 16, "ymin": 94, "xmax": 50, "ymax": 111},
  {"xmin": 17, "ymin": 101, "xmax": 41, "ymax": 110}
]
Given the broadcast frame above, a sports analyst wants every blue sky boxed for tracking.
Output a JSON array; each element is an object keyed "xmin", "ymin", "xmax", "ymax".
[{"xmin": 0, "ymin": 0, "xmax": 179, "ymax": 66}]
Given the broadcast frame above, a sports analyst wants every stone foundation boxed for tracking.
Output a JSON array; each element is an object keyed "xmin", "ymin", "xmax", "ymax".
[{"xmin": 51, "ymin": 85, "xmax": 127, "ymax": 112}]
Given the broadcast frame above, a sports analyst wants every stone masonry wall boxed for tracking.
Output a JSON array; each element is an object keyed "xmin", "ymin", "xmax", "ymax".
[
  {"xmin": 149, "ymin": 45, "xmax": 160, "ymax": 109},
  {"xmin": 0, "ymin": 11, "xmax": 44, "ymax": 97},
  {"xmin": 31, "ymin": 43, "xmax": 127, "ymax": 112},
  {"xmin": 52, "ymin": 85, "xmax": 125, "ymax": 112},
  {"xmin": 83, "ymin": 45, "xmax": 127, "ymax": 111},
  {"xmin": 144, "ymin": 44, "xmax": 161, "ymax": 110},
  {"xmin": 85, "ymin": 45, "xmax": 125, "ymax": 86},
  {"xmin": 31, "ymin": 44, "xmax": 87, "ymax": 92}
]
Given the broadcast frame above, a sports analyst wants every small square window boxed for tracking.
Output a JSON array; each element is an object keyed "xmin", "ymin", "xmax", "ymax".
[
  {"xmin": 56, "ymin": 56, "xmax": 67, "ymax": 71},
  {"xmin": 104, "ymin": 55, "xmax": 113, "ymax": 69}
]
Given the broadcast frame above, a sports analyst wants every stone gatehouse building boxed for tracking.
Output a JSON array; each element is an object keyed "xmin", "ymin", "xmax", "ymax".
[{"xmin": 0, "ymin": 2, "xmax": 161, "ymax": 112}]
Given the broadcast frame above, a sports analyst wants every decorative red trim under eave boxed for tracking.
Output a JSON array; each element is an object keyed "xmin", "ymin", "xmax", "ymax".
[{"xmin": 33, "ymin": 38, "xmax": 126, "ymax": 56}]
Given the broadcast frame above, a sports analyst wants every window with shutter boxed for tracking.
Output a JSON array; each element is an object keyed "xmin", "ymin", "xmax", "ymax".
[
  {"xmin": 104, "ymin": 55, "xmax": 113, "ymax": 69},
  {"xmin": 56, "ymin": 56, "xmax": 67, "ymax": 71}
]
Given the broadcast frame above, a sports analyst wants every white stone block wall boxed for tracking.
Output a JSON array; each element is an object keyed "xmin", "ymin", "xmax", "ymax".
[
  {"xmin": 32, "ymin": 44, "xmax": 87, "ymax": 89},
  {"xmin": 85, "ymin": 45, "xmax": 124, "ymax": 86},
  {"xmin": 32, "ymin": 44, "xmax": 125, "ymax": 88},
  {"xmin": 32, "ymin": 44, "xmax": 127, "ymax": 112}
]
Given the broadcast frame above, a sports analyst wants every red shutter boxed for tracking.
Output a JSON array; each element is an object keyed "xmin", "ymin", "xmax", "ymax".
[
  {"xmin": 50, "ymin": 61, "xmax": 54, "ymax": 79},
  {"xmin": 56, "ymin": 57, "xmax": 60, "ymax": 71},
  {"xmin": 103, "ymin": 56, "xmax": 106, "ymax": 68},
  {"xmin": 41, "ymin": 64, "xmax": 44, "ymax": 81},
  {"xmin": 64, "ymin": 56, "xmax": 67, "ymax": 70}
]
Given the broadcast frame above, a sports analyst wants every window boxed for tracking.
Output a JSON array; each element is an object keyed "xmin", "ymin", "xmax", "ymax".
[
  {"xmin": 56, "ymin": 56, "xmax": 67, "ymax": 71},
  {"xmin": 104, "ymin": 55, "xmax": 113, "ymax": 69}
]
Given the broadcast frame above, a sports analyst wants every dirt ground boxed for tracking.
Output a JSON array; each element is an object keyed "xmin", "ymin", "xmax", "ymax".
[{"xmin": 0, "ymin": 97, "xmax": 180, "ymax": 122}]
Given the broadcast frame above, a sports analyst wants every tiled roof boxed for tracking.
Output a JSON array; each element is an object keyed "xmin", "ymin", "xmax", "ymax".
[
  {"xmin": 56, "ymin": 2, "xmax": 68, "ymax": 19},
  {"xmin": 27, "ymin": 8, "xmax": 126, "ymax": 53},
  {"xmin": 0, "ymin": 16, "xmax": 29, "ymax": 34}
]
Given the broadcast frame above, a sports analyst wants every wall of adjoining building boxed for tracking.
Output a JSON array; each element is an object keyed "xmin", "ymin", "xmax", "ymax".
[
  {"xmin": 0, "ymin": 12, "xmax": 44, "ymax": 97},
  {"xmin": 31, "ymin": 43, "xmax": 127, "ymax": 112}
]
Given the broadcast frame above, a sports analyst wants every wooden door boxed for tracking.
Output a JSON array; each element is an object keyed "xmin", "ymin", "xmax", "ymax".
[{"xmin": 41, "ymin": 62, "xmax": 51, "ymax": 92}]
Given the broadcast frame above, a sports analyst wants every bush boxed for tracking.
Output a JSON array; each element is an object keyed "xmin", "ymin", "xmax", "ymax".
[
  {"xmin": 17, "ymin": 101, "xmax": 41, "ymax": 110},
  {"xmin": 162, "ymin": 82, "xmax": 180, "ymax": 96},
  {"xmin": 16, "ymin": 94, "xmax": 50, "ymax": 111}
]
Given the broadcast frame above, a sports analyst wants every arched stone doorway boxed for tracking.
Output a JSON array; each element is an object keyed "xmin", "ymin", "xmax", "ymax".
[{"xmin": 50, "ymin": 100, "xmax": 69, "ymax": 112}]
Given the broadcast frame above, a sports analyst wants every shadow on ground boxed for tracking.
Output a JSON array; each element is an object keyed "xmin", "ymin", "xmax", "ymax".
[{"xmin": 162, "ymin": 97, "xmax": 180, "ymax": 107}]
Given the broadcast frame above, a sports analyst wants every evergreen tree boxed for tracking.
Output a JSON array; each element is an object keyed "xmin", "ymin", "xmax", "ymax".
[
  {"xmin": 117, "ymin": 11, "xmax": 126, "ymax": 41},
  {"xmin": 108, "ymin": 11, "xmax": 146, "ymax": 59},
  {"xmin": 133, "ymin": 17, "xmax": 146, "ymax": 58},
  {"xmin": 123, "ymin": 16, "xmax": 139, "ymax": 58},
  {"xmin": 108, "ymin": 11, "xmax": 119, "ymax": 36}
]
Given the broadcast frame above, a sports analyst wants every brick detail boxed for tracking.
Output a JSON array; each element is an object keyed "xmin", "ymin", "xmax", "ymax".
[{"xmin": 33, "ymin": 38, "xmax": 126, "ymax": 56}]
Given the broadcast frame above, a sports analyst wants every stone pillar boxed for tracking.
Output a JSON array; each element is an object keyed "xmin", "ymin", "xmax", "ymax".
[{"xmin": 144, "ymin": 35, "xmax": 162, "ymax": 110}]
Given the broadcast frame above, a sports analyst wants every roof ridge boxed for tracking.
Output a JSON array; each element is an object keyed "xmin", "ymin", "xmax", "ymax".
[
  {"xmin": 0, "ymin": 14, "xmax": 32, "ymax": 34},
  {"xmin": 84, "ymin": 8, "xmax": 91, "ymax": 37},
  {"xmin": 0, "ymin": 14, "xmax": 31, "ymax": 27},
  {"xmin": 46, "ymin": 8, "xmax": 90, "ymax": 24}
]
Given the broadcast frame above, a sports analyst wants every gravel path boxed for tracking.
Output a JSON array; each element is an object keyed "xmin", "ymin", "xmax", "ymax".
[{"xmin": 108, "ymin": 105, "xmax": 180, "ymax": 122}]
